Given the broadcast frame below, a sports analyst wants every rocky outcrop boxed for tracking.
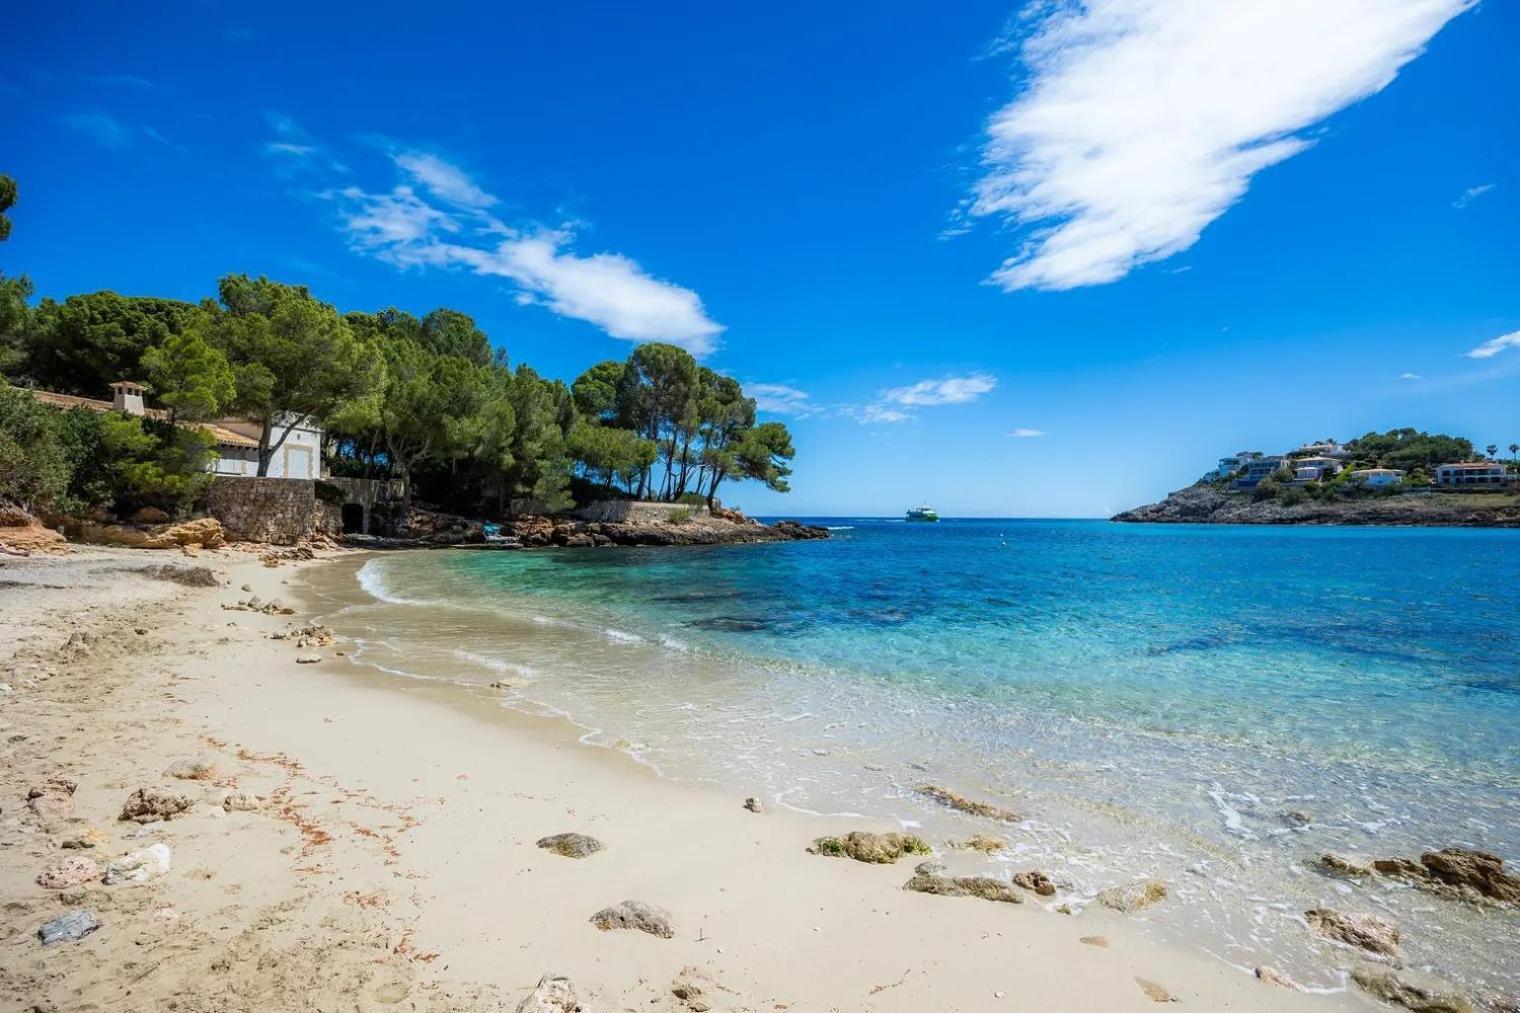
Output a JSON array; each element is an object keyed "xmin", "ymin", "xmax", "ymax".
[
  {"xmin": 57, "ymin": 515, "xmax": 227, "ymax": 548},
  {"xmin": 808, "ymin": 831, "xmax": 931, "ymax": 864},
  {"xmin": 1317, "ymin": 848, "xmax": 1520, "ymax": 906},
  {"xmin": 1114, "ymin": 484, "xmax": 1520, "ymax": 527},
  {"xmin": 1013, "ymin": 870, "xmax": 1056, "ymax": 896},
  {"xmin": 589, "ymin": 899, "xmax": 675, "ymax": 938},
  {"xmin": 506, "ymin": 514, "xmax": 828, "ymax": 549},
  {"xmin": 1305, "ymin": 907, "xmax": 1400, "ymax": 955},
  {"xmin": 915, "ymin": 784, "xmax": 1019, "ymax": 822},
  {"xmin": 1351, "ymin": 964, "xmax": 1473, "ymax": 1013},
  {"xmin": 0, "ymin": 503, "xmax": 70, "ymax": 554},
  {"xmin": 515, "ymin": 973, "xmax": 579, "ymax": 1013},
  {"xmin": 1096, "ymin": 879, "xmax": 1168, "ymax": 913},
  {"xmin": 536, "ymin": 833, "xmax": 604, "ymax": 859},
  {"xmin": 905, "ymin": 863, "xmax": 1023, "ymax": 903}
]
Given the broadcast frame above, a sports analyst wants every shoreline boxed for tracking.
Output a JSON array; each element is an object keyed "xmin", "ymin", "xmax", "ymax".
[{"xmin": 0, "ymin": 545, "xmax": 1388, "ymax": 1010}]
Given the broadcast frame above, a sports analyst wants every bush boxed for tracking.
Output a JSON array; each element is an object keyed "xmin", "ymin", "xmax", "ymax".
[
  {"xmin": 667, "ymin": 506, "xmax": 693, "ymax": 525},
  {"xmin": 0, "ymin": 383, "xmax": 69, "ymax": 511},
  {"xmin": 314, "ymin": 479, "xmax": 345, "ymax": 504}
]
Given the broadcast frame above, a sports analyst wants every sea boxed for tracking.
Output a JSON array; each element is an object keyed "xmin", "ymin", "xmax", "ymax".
[{"xmin": 302, "ymin": 518, "xmax": 1520, "ymax": 998}]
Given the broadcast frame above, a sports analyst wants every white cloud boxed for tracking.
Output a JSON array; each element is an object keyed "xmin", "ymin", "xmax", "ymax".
[
  {"xmin": 63, "ymin": 111, "xmax": 133, "ymax": 149},
  {"xmin": 854, "ymin": 405, "xmax": 913, "ymax": 425},
  {"xmin": 1453, "ymin": 183, "xmax": 1495, "ymax": 209},
  {"xmin": 882, "ymin": 373, "xmax": 997, "ymax": 406},
  {"xmin": 748, "ymin": 383, "xmax": 817, "ymax": 416},
  {"xmin": 1465, "ymin": 331, "xmax": 1520, "ymax": 360},
  {"xmin": 1007, "ymin": 427, "xmax": 1046, "ymax": 437},
  {"xmin": 967, "ymin": 0, "xmax": 1472, "ymax": 291},
  {"xmin": 265, "ymin": 141, "xmax": 316, "ymax": 157},
  {"xmin": 394, "ymin": 151, "xmax": 499, "ymax": 210},
  {"xmin": 1397, "ymin": 372, "xmax": 1423, "ymax": 380}
]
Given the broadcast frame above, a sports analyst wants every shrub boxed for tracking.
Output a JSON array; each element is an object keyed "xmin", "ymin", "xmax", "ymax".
[
  {"xmin": 314, "ymin": 479, "xmax": 345, "ymax": 504},
  {"xmin": 667, "ymin": 506, "xmax": 693, "ymax": 525},
  {"xmin": 0, "ymin": 383, "xmax": 69, "ymax": 511}
]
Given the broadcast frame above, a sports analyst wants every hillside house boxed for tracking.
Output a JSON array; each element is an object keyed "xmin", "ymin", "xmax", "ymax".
[
  {"xmin": 1434, "ymin": 462, "xmax": 1515, "ymax": 488},
  {"xmin": 1347, "ymin": 468, "xmax": 1405, "ymax": 488}
]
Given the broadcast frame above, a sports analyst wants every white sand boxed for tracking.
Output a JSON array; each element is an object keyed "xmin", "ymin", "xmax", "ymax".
[{"xmin": 0, "ymin": 547, "xmax": 1367, "ymax": 1011}]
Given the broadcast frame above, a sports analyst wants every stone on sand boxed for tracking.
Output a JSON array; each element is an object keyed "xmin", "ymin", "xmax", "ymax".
[
  {"xmin": 104, "ymin": 842, "xmax": 172, "ymax": 885},
  {"xmin": 1013, "ymin": 869, "xmax": 1056, "ymax": 896},
  {"xmin": 1080, "ymin": 935, "xmax": 1109, "ymax": 948},
  {"xmin": 223, "ymin": 792, "xmax": 265, "ymax": 812},
  {"xmin": 743, "ymin": 796, "xmax": 763, "ymax": 813},
  {"xmin": 118, "ymin": 787, "xmax": 192, "ymax": 823},
  {"xmin": 808, "ymin": 831, "xmax": 931, "ymax": 864},
  {"xmin": 163, "ymin": 758, "xmax": 216, "ymax": 781},
  {"xmin": 27, "ymin": 777, "xmax": 78, "ymax": 816},
  {"xmin": 904, "ymin": 869, "xmax": 1022, "ymax": 903},
  {"xmin": 515, "ymin": 972, "xmax": 579, "ymax": 1012},
  {"xmin": 36, "ymin": 856, "xmax": 102, "ymax": 889},
  {"xmin": 916, "ymin": 783, "xmax": 1019, "ymax": 822},
  {"xmin": 1351, "ymin": 964, "xmax": 1473, "ymax": 1013},
  {"xmin": 38, "ymin": 909, "xmax": 100, "ymax": 946},
  {"xmin": 1304, "ymin": 907, "xmax": 1400, "ymax": 955},
  {"xmin": 536, "ymin": 832, "xmax": 604, "ymax": 859},
  {"xmin": 589, "ymin": 899, "xmax": 675, "ymax": 938},
  {"xmin": 1096, "ymin": 879, "xmax": 1168, "ymax": 913}
]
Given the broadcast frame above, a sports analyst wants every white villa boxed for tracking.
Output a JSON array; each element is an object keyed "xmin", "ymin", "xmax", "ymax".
[
  {"xmin": 1214, "ymin": 450, "xmax": 1265, "ymax": 478},
  {"xmin": 1293, "ymin": 456, "xmax": 1345, "ymax": 482},
  {"xmin": 23, "ymin": 380, "xmax": 322, "ymax": 480},
  {"xmin": 1347, "ymin": 467, "xmax": 1405, "ymax": 487},
  {"xmin": 1433, "ymin": 462, "xmax": 1515, "ymax": 488}
]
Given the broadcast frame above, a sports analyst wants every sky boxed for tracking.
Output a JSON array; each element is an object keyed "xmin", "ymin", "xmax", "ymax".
[{"xmin": 4, "ymin": 1, "xmax": 1516, "ymax": 517}]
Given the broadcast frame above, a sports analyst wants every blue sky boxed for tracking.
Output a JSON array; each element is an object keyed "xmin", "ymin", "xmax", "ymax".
[{"xmin": 5, "ymin": 1, "xmax": 1516, "ymax": 517}]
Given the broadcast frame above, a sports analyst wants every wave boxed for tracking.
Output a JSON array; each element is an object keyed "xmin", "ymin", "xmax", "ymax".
[
  {"xmin": 826, "ymin": 525, "xmax": 855, "ymax": 531},
  {"xmin": 452, "ymin": 649, "xmax": 537, "ymax": 681},
  {"xmin": 356, "ymin": 558, "xmax": 424, "ymax": 605}
]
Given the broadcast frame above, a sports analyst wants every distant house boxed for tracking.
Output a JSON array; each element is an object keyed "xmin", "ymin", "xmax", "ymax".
[
  {"xmin": 1292, "ymin": 456, "xmax": 1345, "ymax": 482},
  {"xmin": 1295, "ymin": 440, "xmax": 1353, "ymax": 460},
  {"xmin": 1232, "ymin": 456, "xmax": 1288, "ymax": 490},
  {"xmin": 20, "ymin": 380, "xmax": 321, "ymax": 479},
  {"xmin": 1347, "ymin": 467, "xmax": 1405, "ymax": 488},
  {"xmin": 1215, "ymin": 450, "xmax": 1265, "ymax": 479},
  {"xmin": 1433, "ymin": 462, "xmax": 1515, "ymax": 488}
]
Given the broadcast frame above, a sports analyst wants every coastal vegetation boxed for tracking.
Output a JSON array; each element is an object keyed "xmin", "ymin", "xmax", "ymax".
[{"xmin": 0, "ymin": 174, "xmax": 794, "ymax": 521}]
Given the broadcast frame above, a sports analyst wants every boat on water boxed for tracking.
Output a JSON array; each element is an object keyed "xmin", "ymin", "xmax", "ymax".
[{"xmin": 905, "ymin": 504, "xmax": 939, "ymax": 522}]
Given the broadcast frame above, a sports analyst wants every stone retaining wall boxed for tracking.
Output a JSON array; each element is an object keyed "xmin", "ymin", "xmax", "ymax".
[
  {"xmin": 575, "ymin": 500, "xmax": 710, "ymax": 523},
  {"xmin": 203, "ymin": 477, "xmax": 339, "ymax": 544}
]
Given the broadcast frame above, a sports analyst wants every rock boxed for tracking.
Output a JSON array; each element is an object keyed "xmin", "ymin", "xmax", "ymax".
[
  {"xmin": 808, "ymin": 831, "xmax": 932, "ymax": 864},
  {"xmin": 743, "ymin": 796, "xmax": 763, "ymax": 813},
  {"xmin": 1351, "ymin": 964, "xmax": 1473, "ymax": 1013},
  {"xmin": 589, "ymin": 899, "xmax": 674, "ymax": 938},
  {"xmin": 241, "ymin": 583, "xmax": 253, "ymax": 592},
  {"xmin": 1418, "ymin": 848, "xmax": 1520, "ymax": 904},
  {"xmin": 133, "ymin": 564, "xmax": 220, "ymax": 587},
  {"xmin": 222, "ymin": 792, "xmax": 265, "ymax": 812},
  {"xmin": 1096, "ymin": 879, "xmax": 1168, "ymax": 913},
  {"xmin": 904, "ymin": 870, "xmax": 1022, "ymax": 903},
  {"xmin": 1079, "ymin": 935, "xmax": 1109, "ymax": 948},
  {"xmin": 1280, "ymin": 809, "xmax": 1312, "ymax": 827},
  {"xmin": 536, "ymin": 833, "xmax": 604, "ymax": 859},
  {"xmin": 295, "ymin": 654, "xmax": 321, "ymax": 664},
  {"xmin": 515, "ymin": 972, "xmax": 578, "ymax": 1013},
  {"xmin": 163, "ymin": 759, "xmax": 216, "ymax": 781},
  {"xmin": 916, "ymin": 783, "xmax": 1019, "ymax": 822},
  {"xmin": 131, "ymin": 506, "xmax": 172, "ymax": 524},
  {"xmin": 104, "ymin": 843, "xmax": 172, "ymax": 885},
  {"xmin": 36, "ymin": 856, "xmax": 101, "ymax": 889},
  {"xmin": 1013, "ymin": 869, "xmax": 1057, "ymax": 896},
  {"xmin": 1255, "ymin": 966, "xmax": 1301, "ymax": 990},
  {"xmin": 953, "ymin": 833, "xmax": 1005, "ymax": 853},
  {"xmin": 1319, "ymin": 852, "xmax": 1374, "ymax": 877},
  {"xmin": 118, "ymin": 787, "xmax": 192, "ymax": 824},
  {"xmin": 38, "ymin": 909, "xmax": 100, "ymax": 946},
  {"xmin": 1135, "ymin": 977, "xmax": 1178, "ymax": 1003},
  {"xmin": 27, "ymin": 777, "xmax": 78, "ymax": 816},
  {"xmin": 65, "ymin": 516, "xmax": 225, "ymax": 549},
  {"xmin": 1305, "ymin": 907, "xmax": 1400, "ymax": 955}
]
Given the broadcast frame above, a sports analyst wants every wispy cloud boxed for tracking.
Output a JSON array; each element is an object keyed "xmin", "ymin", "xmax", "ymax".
[
  {"xmin": 1465, "ymin": 330, "xmax": 1520, "ymax": 360},
  {"xmin": 882, "ymin": 373, "xmax": 997, "ymax": 407},
  {"xmin": 1397, "ymin": 372, "xmax": 1423, "ymax": 380},
  {"xmin": 748, "ymin": 383, "xmax": 817, "ymax": 416},
  {"xmin": 324, "ymin": 152, "xmax": 722, "ymax": 353},
  {"xmin": 260, "ymin": 112, "xmax": 348, "ymax": 175},
  {"xmin": 62, "ymin": 111, "xmax": 134, "ymax": 149},
  {"xmin": 1453, "ymin": 183, "xmax": 1495, "ymax": 209},
  {"xmin": 1007, "ymin": 427, "xmax": 1046, "ymax": 437},
  {"xmin": 394, "ymin": 151, "xmax": 499, "ymax": 210},
  {"xmin": 964, "ymin": 0, "xmax": 1472, "ymax": 291},
  {"xmin": 847, "ymin": 404, "xmax": 913, "ymax": 425}
]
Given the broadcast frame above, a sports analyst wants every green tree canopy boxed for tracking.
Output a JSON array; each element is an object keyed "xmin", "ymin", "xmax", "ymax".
[
  {"xmin": 0, "ymin": 174, "xmax": 16, "ymax": 243},
  {"xmin": 141, "ymin": 324, "xmax": 236, "ymax": 422},
  {"xmin": 24, "ymin": 292, "xmax": 198, "ymax": 395}
]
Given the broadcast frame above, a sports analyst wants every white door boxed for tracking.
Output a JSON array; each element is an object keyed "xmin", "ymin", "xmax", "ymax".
[{"xmin": 286, "ymin": 446, "xmax": 312, "ymax": 479}]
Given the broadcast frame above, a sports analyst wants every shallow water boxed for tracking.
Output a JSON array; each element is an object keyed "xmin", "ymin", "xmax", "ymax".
[{"xmin": 307, "ymin": 519, "xmax": 1520, "ymax": 997}]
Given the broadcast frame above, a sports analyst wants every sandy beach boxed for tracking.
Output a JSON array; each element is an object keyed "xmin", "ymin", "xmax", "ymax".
[{"xmin": 1, "ymin": 546, "xmax": 1375, "ymax": 1011}]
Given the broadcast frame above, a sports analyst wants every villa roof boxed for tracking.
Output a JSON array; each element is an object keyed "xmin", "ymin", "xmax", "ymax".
[
  {"xmin": 18, "ymin": 386, "xmax": 260, "ymax": 449},
  {"xmin": 1436, "ymin": 462, "xmax": 1506, "ymax": 470},
  {"xmin": 1350, "ymin": 468, "xmax": 1404, "ymax": 475}
]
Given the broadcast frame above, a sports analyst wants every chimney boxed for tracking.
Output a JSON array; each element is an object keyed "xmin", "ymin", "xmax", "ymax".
[{"xmin": 110, "ymin": 380, "xmax": 147, "ymax": 416}]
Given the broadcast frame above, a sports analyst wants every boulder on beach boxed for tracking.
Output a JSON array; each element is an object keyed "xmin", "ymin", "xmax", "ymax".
[
  {"xmin": 104, "ymin": 843, "xmax": 172, "ymax": 885},
  {"xmin": 163, "ymin": 759, "xmax": 217, "ymax": 781},
  {"xmin": 1013, "ymin": 869, "xmax": 1056, "ymax": 896},
  {"xmin": 1318, "ymin": 847, "xmax": 1520, "ymax": 906},
  {"xmin": 38, "ymin": 909, "xmax": 100, "ymax": 946},
  {"xmin": 743, "ymin": 796, "xmax": 763, "ymax": 813},
  {"xmin": 1305, "ymin": 907, "xmax": 1400, "ymax": 955},
  {"xmin": 808, "ymin": 831, "xmax": 931, "ymax": 864},
  {"xmin": 589, "ymin": 899, "xmax": 674, "ymax": 938},
  {"xmin": 1351, "ymin": 963, "xmax": 1473, "ymax": 1013},
  {"xmin": 1096, "ymin": 879, "xmax": 1168, "ymax": 914},
  {"xmin": 223, "ymin": 792, "xmax": 265, "ymax": 812},
  {"xmin": 915, "ymin": 783, "xmax": 1019, "ymax": 822},
  {"xmin": 536, "ymin": 833, "xmax": 604, "ymax": 859},
  {"xmin": 27, "ymin": 777, "xmax": 78, "ymax": 816},
  {"xmin": 118, "ymin": 787, "xmax": 192, "ymax": 824},
  {"xmin": 36, "ymin": 856, "xmax": 101, "ymax": 890},
  {"xmin": 515, "ymin": 973, "xmax": 578, "ymax": 1013}
]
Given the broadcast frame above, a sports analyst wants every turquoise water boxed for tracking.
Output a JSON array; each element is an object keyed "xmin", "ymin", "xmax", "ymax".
[{"xmin": 330, "ymin": 519, "xmax": 1520, "ymax": 994}]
